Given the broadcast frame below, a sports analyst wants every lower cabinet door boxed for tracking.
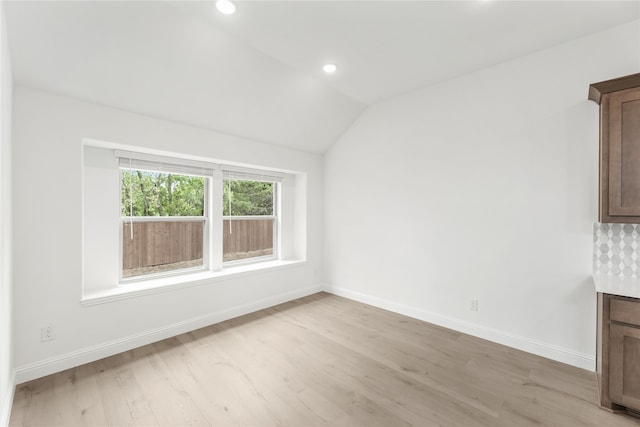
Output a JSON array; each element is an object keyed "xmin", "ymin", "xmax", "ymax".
[{"xmin": 610, "ymin": 323, "xmax": 640, "ymax": 410}]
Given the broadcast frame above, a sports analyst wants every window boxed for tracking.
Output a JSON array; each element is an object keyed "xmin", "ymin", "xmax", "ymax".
[
  {"xmin": 223, "ymin": 173, "xmax": 278, "ymax": 263},
  {"xmin": 115, "ymin": 151, "xmax": 283, "ymax": 282},
  {"xmin": 120, "ymin": 166, "xmax": 208, "ymax": 279},
  {"xmin": 83, "ymin": 144, "xmax": 304, "ymax": 301}
]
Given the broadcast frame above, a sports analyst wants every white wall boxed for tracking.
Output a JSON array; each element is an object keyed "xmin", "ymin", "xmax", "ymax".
[
  {"xmin": 12, "ymin": 86, "xmax": 323, "ymax": 382},
  {"xmin": 324, "ymin": 21, "xmax": 640, "ymax": 370},
  {"xmin": 0, "ymin": 4, "xmax": 13, "ymax": 426}
]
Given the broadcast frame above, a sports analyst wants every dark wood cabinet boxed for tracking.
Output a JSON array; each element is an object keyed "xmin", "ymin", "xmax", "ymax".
[
  {"xmin": 598, "ymin": 293, "xmax": 640, "ymax": 413},
  {"xmin": 590, "ymin": 73, "xmax": 640, "ymax": 223},
  {"xmin": 609, "ymin": 323, "xmax": 640, "ymax": 409}
]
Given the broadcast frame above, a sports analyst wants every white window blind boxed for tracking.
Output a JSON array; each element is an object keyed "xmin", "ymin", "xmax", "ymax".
[
  {"xmin": 223, "ymin": 168, "xmax": 283, "ymax": 183},
  {"xmin": 115, "ymin": 150, "xmax": 215, "ymax": 177}
]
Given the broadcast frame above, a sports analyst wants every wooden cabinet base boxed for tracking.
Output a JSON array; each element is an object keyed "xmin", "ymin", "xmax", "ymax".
[{"xmin": 598, "ymin": 293, "xmax": 640, "ymax": 413}]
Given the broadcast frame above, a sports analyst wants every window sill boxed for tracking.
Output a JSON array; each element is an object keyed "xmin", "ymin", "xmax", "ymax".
[{"xmin": 81, "ymin": 259, "xmax": 306, "ymax": 306}]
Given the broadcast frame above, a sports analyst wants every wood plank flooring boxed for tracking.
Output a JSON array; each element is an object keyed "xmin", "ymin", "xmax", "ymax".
[{"xmin": 9, "ymin": 292, "xmax": 640, "ymax": 426}]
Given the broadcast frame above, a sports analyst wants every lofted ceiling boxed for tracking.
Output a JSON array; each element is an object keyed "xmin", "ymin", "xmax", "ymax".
[{"xmin": 4, "ymin": 1, "xmax": 639, "ymax": 153}]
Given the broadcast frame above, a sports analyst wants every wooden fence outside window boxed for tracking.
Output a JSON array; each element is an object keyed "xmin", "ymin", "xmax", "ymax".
[{"xmin": 122, "ymin": 219, "xmax": 273, "ymax": 276}]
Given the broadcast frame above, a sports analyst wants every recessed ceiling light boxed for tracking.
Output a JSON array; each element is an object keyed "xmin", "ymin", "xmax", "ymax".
[
  {"xmin": 216, "ymin": 0, "xmax": 236, "ymax": 15},
  {"xmin": 323, "ymin": 64, "xmax": 338, "ymax": 74}
]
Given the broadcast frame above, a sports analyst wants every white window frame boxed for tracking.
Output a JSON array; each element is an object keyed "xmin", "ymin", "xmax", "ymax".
[
  {"xmin": 115, "ymin": 151, "xmax": 283, "ymax": 284},
  {"xmin": 222, "ymin": 169, "xmax": 281, "ymax": 266},
  {"xmin": 117, "ymin": 153, "xmax": 214, "ymax": 283}
]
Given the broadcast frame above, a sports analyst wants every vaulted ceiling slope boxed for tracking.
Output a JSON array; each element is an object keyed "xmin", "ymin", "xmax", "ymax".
[
  {"xmin": 4, "ymin": 1, "xmax": 364, "ymax": 153},
  {"xmin": 4, "ymin": 1, "xmax": 639, "ymax": 153}
]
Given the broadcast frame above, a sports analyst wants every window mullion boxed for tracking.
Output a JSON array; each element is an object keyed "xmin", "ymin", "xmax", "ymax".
[
  {"xmin": 210, "ymin": 169, "xmax": 223, "ymax": 271},
  {"xmin": 275, "ymin": 182, "xmax": 281, "ymax": 260}
]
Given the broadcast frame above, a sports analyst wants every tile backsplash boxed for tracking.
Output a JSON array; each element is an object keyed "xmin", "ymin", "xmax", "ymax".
[{"xmin": 594, "ymin": 222, "xmax": 640, "ymax": 278}]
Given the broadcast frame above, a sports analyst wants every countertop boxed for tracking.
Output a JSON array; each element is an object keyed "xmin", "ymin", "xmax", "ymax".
[{"xmin": 593, "ymin": 273, "xmax": 640, "ymax": 298}]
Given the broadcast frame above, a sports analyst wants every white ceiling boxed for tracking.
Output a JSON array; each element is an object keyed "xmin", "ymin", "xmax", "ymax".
[
  {"xmin": 187, "ymin": 0, "xmax": 640, "ymax": 105},
  {"xmin": 4, "ymin": 1, "xmax": 639, "ymax": 153}
]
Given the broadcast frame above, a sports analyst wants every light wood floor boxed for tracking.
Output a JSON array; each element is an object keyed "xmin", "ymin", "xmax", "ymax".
[{"xmin": 9, "ymin": 292, "xmax": 640, "ymax": 426}]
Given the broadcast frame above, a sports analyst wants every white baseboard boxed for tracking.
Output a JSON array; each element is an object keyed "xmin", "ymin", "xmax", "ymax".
[
  {"xmin": 15, "ymin": 284, "xmax": 323, "ymax": 384},
  {"xmin": 0, "ymin": 371, "xmax": 15, "ymax": 427},
  {"xmin": 323, "ymin": 284, "xmax": 595, "ymax": 371}
]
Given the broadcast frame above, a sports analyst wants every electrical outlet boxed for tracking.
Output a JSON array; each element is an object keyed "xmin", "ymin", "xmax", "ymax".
[
  {"xmin": 41, "ymin": 326, "xmax": 55, "ymax": 342},
  {"xmin": 470, "ymin": 299, "xmax": 479, "ymax": 312}
]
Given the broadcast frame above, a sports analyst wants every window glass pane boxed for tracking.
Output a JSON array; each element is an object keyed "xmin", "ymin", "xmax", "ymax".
[
  {"xmin": 223, "ymin": 179, "xmax": 274, "ymax": 216},
  {"xmin": 120, "ymin": 168, "xmax": 206, "ymax": 279},
  {"xmin": 223, "ymin": 218, "xmax": 274, "ymax": 262},
  {"xmin": 223, "ymin": 178, "xmax": 275, "ymax": 262},
  {"xmin": 121, "ymin": 170, "xmax": 205, "ymax": 217},
  {"xmin": 122, "ymin": 220, "xmax": 204, "ymax": 278}
]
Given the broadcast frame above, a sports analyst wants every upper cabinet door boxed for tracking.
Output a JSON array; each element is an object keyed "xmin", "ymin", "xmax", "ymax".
[
  {"xmin": 607, "ymin": 88, "xmax": 640, "ymax": 219},
  {"xmin": 590, "ymin": 73, "xmax": 640, "ymax": 223}
]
